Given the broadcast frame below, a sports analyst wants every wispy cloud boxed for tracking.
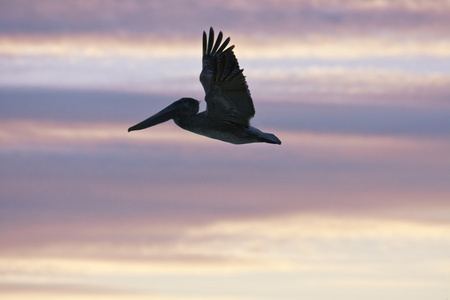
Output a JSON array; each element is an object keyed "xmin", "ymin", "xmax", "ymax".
[
  {"xmin": 1, "ymin": 0, "xmax": 450, "ymax": 36},
  {"xmin": 1, "ymin": 214, "xmax": 449, "ymax": 299},
  {"xmin": 2, "ymin": 34, "xmax": 450, "ymax": 59}
]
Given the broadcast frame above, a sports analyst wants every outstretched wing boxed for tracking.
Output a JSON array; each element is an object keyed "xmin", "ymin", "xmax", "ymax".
[{"xmin": 199, "ymin": 27, "xmax": 255, "ymax": 127}]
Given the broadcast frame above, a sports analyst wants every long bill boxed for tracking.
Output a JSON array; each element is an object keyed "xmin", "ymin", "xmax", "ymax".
[{"xmin": 128, "ymin": 102, "xmax": 183, "ymax": 132}]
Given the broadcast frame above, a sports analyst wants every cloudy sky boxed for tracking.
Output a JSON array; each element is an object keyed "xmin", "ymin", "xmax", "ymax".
[{"xmin": 1, "ymin": 1, "xmax": 450, "ymax": 299}]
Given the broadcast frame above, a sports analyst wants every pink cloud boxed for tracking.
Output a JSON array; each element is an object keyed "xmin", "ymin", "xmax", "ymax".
[{"xmin": 1, "ymin": 0, "xmax": 449, "ymax": 38}]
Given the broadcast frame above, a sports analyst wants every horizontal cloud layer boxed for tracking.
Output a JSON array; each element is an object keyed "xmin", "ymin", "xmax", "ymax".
[{"xmin": 1, "ymin": 0, "xmax": 450, "ymax": 37}]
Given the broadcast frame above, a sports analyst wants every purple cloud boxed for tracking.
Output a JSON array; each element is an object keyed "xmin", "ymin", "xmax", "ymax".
[{"xmin": 0, "ymin": 0, "xmax": 449, "ymax": 37}]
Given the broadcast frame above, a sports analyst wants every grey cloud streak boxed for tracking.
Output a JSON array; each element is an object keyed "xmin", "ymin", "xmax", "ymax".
[
  {"xmin": 2, "ymin": 88, "xmax": 449, "ymax": 138},
  {"xmin": 0, "ymin": 0, "xmax": 449, "ymax": 37}
]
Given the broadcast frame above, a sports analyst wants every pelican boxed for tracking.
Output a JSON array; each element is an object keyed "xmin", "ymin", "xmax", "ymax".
[{"xmin": 128, "ymin": 27, "xmax": 281, "ymax": 145}]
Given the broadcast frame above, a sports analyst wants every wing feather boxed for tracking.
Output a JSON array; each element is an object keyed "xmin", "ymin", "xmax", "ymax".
[
  {"xmin": 211, "ymin": 31, "xmax": 223, "ymax": 54},
  {"xmin": 199, "ymin": 27, "xmax": 255, "ymax": 127},
  {"xmin": 207, "ymin": 27, "xmax": 214, "ymax": 55}
]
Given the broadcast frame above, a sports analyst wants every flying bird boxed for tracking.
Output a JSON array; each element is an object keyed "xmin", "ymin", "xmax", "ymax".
[{"xmin": 128, "ymin": 27, "xmax": 281, "ymax": 145}]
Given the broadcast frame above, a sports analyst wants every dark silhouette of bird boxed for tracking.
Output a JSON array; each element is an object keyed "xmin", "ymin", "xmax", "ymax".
[{"xmin": 128, "ymin": 27, "xmax": 281, "ymax": 145}]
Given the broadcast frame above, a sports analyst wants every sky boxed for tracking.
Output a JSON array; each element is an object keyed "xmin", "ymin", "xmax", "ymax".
[{"xmin": 1, "ymin": 0, "xmax": 450, "ymax": 299}]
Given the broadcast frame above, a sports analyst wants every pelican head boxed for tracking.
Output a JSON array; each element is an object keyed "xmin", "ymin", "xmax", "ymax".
[{"xmin": 128, "ymin": 98, "xmax": 199, "ymax": 132}]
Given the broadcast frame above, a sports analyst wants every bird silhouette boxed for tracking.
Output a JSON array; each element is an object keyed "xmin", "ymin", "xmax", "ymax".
[{"xmin": 128, "ymin": 27, "xmax": 281, "ymax": 145}]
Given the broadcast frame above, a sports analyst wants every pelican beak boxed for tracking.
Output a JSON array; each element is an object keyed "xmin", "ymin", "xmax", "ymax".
[{"xmin": 128, "ymin": 102, "xmax": 183, "ymax": 132}]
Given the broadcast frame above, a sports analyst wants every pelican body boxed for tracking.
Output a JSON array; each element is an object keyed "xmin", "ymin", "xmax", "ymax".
[{"xmin": 128, "ymin": 28, "xmax": 281, "ymax": 145}]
